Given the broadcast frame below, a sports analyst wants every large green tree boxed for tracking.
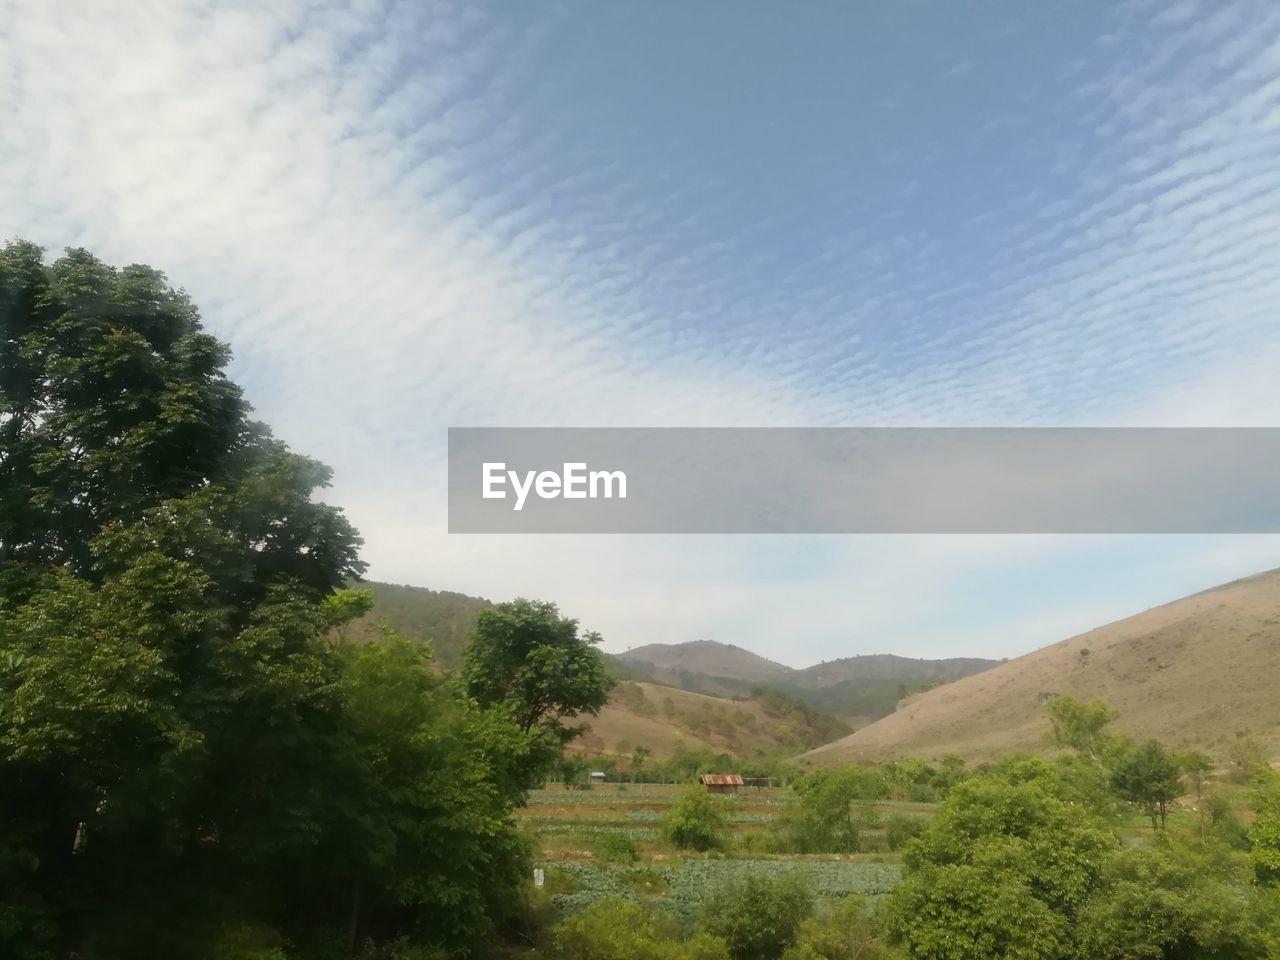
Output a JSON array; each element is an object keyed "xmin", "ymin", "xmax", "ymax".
[
  {"xmin": 1109, "ymin": 739, "xmax": 1182, "ymax": 831},
  {"xmin": 463, "ymin": 598, "xmax": 614, "ymax": 773},
  {"xmin": 0, "ymin": 242, "xmax": 537, "ymax": 958}
]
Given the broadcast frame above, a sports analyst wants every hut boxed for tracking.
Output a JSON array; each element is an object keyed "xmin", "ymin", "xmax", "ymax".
[
  {"xmin": 590, "ymin": 771, "xmax": 607, "ymax": 784},
  {"xmin": 698, "ymin": 774, "xmax": 744, "ymax": 795}
]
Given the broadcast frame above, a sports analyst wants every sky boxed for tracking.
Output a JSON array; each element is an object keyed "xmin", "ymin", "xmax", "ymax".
[{"xmin": 3, "ymin": 0, "xmax": 1280, "ymax": 666}]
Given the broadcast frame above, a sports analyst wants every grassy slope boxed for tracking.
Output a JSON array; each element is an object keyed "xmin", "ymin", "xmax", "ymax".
[
  {"xmin": 803, "ymin": 568, "xmax": 1280, "ymax": 764},
  {"xmin": 571, "ymin": 682, "xmax": 848, "ymax": 760}
]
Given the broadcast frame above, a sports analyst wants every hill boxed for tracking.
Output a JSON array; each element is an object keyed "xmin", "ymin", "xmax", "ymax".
[
  {"xmin": 572, "ymin": 681, "xmax": 849, "ymax": 759},
  {"xmin": 621, "ymin": 640, "xmax": 795, "ymax": 685},
  {"xmin": 345, "ymin": 581, "xmax": 849, "ymax": 758},
  {"xmin": 345, "ymin": 581, "xmax": 494, "ymax": 665},
  {"xmin": 802, "ymin": 568, "xmax": 1280, "ymax": 765},
  {"xmin": 618, "ymin": 642, "xmax": 999, "ymax": 720}
]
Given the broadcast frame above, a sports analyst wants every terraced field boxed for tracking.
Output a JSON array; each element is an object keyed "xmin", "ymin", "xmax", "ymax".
[{"xmin": 520, "ymin": 783, "xmax": 934, "ymax": 915}]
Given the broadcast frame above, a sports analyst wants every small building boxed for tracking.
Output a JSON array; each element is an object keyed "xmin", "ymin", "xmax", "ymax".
[
  {"xmin": 699, "ymin": 774, "xmax": 744, "ymax": 795},
  {"xmin": 590, "ymin": 771, "xmax": 607, "ymax": 783}
]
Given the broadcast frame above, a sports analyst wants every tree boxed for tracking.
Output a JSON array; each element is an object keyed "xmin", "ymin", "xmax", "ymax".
[
  {"xmin": 556, "ymin": 897, "xmax": 730, "ymax": 960},
  {"xmin": 464, "ymin": 599, "xmax": 614, "ymax": 745},
  {"xmin": 781, "ymin": 895, "xmax": 889, "ymax": 960},
  {"xmin": 1176, "ymin": 751, "xmax": 1213, "ymax": 841},
  {"xmin": 777, "ymin": 766, "xmax": 885, "ymax": 853},
  {"xmin": 0, "ymin": 242, "xmax": 540, "ymax": 957},
  {"xmin": 1, "ymin": 242, "xmax": 372, "ymax": 956},
  {"xmin": 885, "ymin": 776, "xmax": 1118, "ymax": 960},
  {"xmin": 1076, "ymin": 837, "xmax": 1270, "ymax": 960},
  {"xmin": 1249, "ymin": 770, "xmax": 1280, "ymax": 885},
  {"xmin": 700, "ymin": 872, "xmax": 814, "ymax": 960},
  {"xmin": 631, "ymin": 745, "xmax": 652, "ymax": 780},
  {"xmin": 1044, "ymin": 696, "xmax": 1118, "ymax": 761},
  {"xmin": 1109, "ymin": 740, "xmax": 1181, "ymax": 831},
  {"xmin": 662, "ymin": 784, "xmax": 730, "ymax": 851}
]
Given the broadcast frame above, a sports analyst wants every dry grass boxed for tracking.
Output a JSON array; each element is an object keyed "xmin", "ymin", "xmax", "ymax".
[
  {"xmin": 803, "ymin": 568, "xmax": 1280, "ymax": 765},
  {"xmin": 569, "ymin": 682, "xmax": 809, "ymax": 759}
]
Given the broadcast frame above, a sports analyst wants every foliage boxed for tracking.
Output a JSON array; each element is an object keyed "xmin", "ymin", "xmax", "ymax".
[
  {"xmin": 463, "ymin": 598, "xmax": 615, "ymax": 781},
  {"xmin": 774, "ymin": 767, "xmax": 884, "ymax": 853},
  {"xmin": 555, "ymin": 898, "xmax": 730, "ymax": 960},
  {"xmin": 1249, "ymin": 770, "xmax": 1280, "ymax": 885},
  {"xmin": 594, "ymin": 831, "xmax": 639, "ymax": 864},
  {"xmin": 0, "ymin": 242, "xmax": 565, "ymax": 958},
  {"xmin": 1076, "ymin": 837, "xmax": 1271, "ymax": 960},
  {"xmin": 1108, "ymin": 739, "xmax": 1182, "ymax": 830},
  {"xmin": 885, "ymin": 776, "xmax": 1119, "ymax": 960},
  {"xmin": 1205, "ymin": 793, "xmax": 1252, "ymax": 851},
  {"xmin": 341, "ymin": 582, "xmax": 491, "ymax": 666},
  {"xmin": 699, "ymin": 872, "xmax": 814, "ymax": 960},
  {"xmin": 780, "ymin": 896, "xmax": 890, "ymax": 960},
  {"xmin": 1044, "ymin": 695, "xmax": 1118, "ymax": 760},
  {"xmin": 663, "ymin": 786, "xmax": 732, "ymax": 851}
]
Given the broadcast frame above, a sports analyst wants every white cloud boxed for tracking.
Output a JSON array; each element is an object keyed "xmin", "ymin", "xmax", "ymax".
[{"xmin": 2, "ymin": 0, "xmax": 1279, "ymax": 665}]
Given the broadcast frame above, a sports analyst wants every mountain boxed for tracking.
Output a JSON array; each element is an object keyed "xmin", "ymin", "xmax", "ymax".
[
  {"xmin": 617, "ymin": 642, "xmax": 999, "ymax": 720},
  {"xmin": 344, "ymin": 581, "xmax": 850, "ymax": 758},
  {"xmin": 621, "ymin": 639, "xmax": 794, "ymax": 685},
  {"xmin": 802, "ymin": 568, "xmax": 1280, "ymax": 765}
]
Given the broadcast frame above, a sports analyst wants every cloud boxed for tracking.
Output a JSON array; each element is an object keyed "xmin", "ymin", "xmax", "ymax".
[{"xmin": 2, "ymin": 0, "xmax": 1279, "ymax": 664}]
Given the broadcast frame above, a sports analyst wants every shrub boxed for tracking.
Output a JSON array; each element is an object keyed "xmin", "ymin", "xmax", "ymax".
[
  {"xmin": 555, "ymin": 898, "xmax": 729, "ymax": 960},
  {"xmin": 663, "ymin": 786, "xmax": 731, "ymax": 852},
  {"xmin": 209, "ymin": 924, "xmax": 289, "ymax": 960},
  {"xmin": 781, "ymin": 896, "xmax": 889, "ymax": 960},
  {"xmin": 883, "ymin": 814, "xmax": 926, "ymax": 851},
  {"xmin": 699, "ymin": 873, "xmax": 814, "ymax": 960},
  {"xmin": 594, "ymin": 832, "xmax": 639, "ymax": 864}
]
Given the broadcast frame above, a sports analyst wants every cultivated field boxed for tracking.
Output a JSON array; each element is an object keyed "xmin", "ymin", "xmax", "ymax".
[{"xmin": 521, "ymin": 783, "xmax": 927, "ymax": 916}]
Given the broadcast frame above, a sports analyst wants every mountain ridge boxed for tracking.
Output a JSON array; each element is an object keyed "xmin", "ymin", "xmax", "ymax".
[{"xmin": 802, "ymin": 566, "xmax": 1280, "ymax": 764}]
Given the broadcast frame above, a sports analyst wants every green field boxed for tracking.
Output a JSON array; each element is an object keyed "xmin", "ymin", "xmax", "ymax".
[{"xmin": 521, "ymin": 783, "xmax": 929, "ymax": 919}]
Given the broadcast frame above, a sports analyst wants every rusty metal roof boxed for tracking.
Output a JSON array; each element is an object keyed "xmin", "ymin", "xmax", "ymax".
[{"xmin": 698, "ymin": 774, "xmax": 744, "ymax": 785}]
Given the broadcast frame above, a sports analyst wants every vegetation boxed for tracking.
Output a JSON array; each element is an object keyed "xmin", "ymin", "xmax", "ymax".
[
  {"xmin": 0, "ymin": 242, "xmax": 611, "ymax": 958},
  {"xmin": 5, "ymin": 240, "xmax": 1280, "ymax": 959},
  {"xmin": 699, "ymin": 873, "xmax": 813, "ymax": 960},
  {"xmin": 663, "ymin": 785, "xmax": 732, "ymax": 851}
]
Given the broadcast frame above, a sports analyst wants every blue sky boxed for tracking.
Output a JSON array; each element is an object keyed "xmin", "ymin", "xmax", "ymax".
[{"xmin": 3, "ymin": 0, "xmax": 1280, "ymax": 665}]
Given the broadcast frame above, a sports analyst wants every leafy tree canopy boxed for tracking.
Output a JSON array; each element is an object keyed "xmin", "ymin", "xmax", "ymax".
[{"xmin": 464, "ymin": 598, "xmax": 614, "ymax": 740}]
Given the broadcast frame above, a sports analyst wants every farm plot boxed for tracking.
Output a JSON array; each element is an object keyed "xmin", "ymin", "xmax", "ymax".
[
  {"xmin": 544, "ymin": 858, "xmax": 904, "ymax": 922},
  {"xmin": 521, "ymin": 784, "xmax": 929, "ymax": 909}
]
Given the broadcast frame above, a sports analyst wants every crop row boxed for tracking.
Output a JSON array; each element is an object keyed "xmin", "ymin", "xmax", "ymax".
[
  {"xmin": 526, "ymin": 791, "xmax": 798, "ymax": 807},
  {"xmin": 544, "ymin": 858, "xmax": 903, "ymax": 922},
  {"xmin": 529, "ymin": 824, "xmax": 662, "ymax": 840}
]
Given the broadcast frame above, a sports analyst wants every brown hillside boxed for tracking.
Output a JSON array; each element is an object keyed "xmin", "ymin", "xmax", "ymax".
[
  {"xmin": 570, "ymin": 682, "xmax": 845, "ymax": 760},
  {"xmin": 802, "ymin": 568, "xmax": 1280, "ymax": 765}
]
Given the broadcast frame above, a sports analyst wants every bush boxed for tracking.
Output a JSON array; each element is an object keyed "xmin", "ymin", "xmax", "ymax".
[
  {"xmin": 555, "ymin": 898, "xmax": 729, "ymax": 960},
  {"xmin": 209, "ymin": 924, "xmax": 289, "ymax": 960},
  {"xmin": 699, "ymin": 873, "xmax": 814, "ymax": 960},
  {"xmin": 781, "ymin": 896, "xmax": 889, "ymax": 960},
  {"xmin": 663, "ymin": 786, "xmax": 731, "ymax": 852},
  {"xmin": 883, "ymin": 814, "xmax": 926, "ymax": 851},
  {"xmin": 594, "ymin": 832, "xmax": 639, "ymax": 864}
]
